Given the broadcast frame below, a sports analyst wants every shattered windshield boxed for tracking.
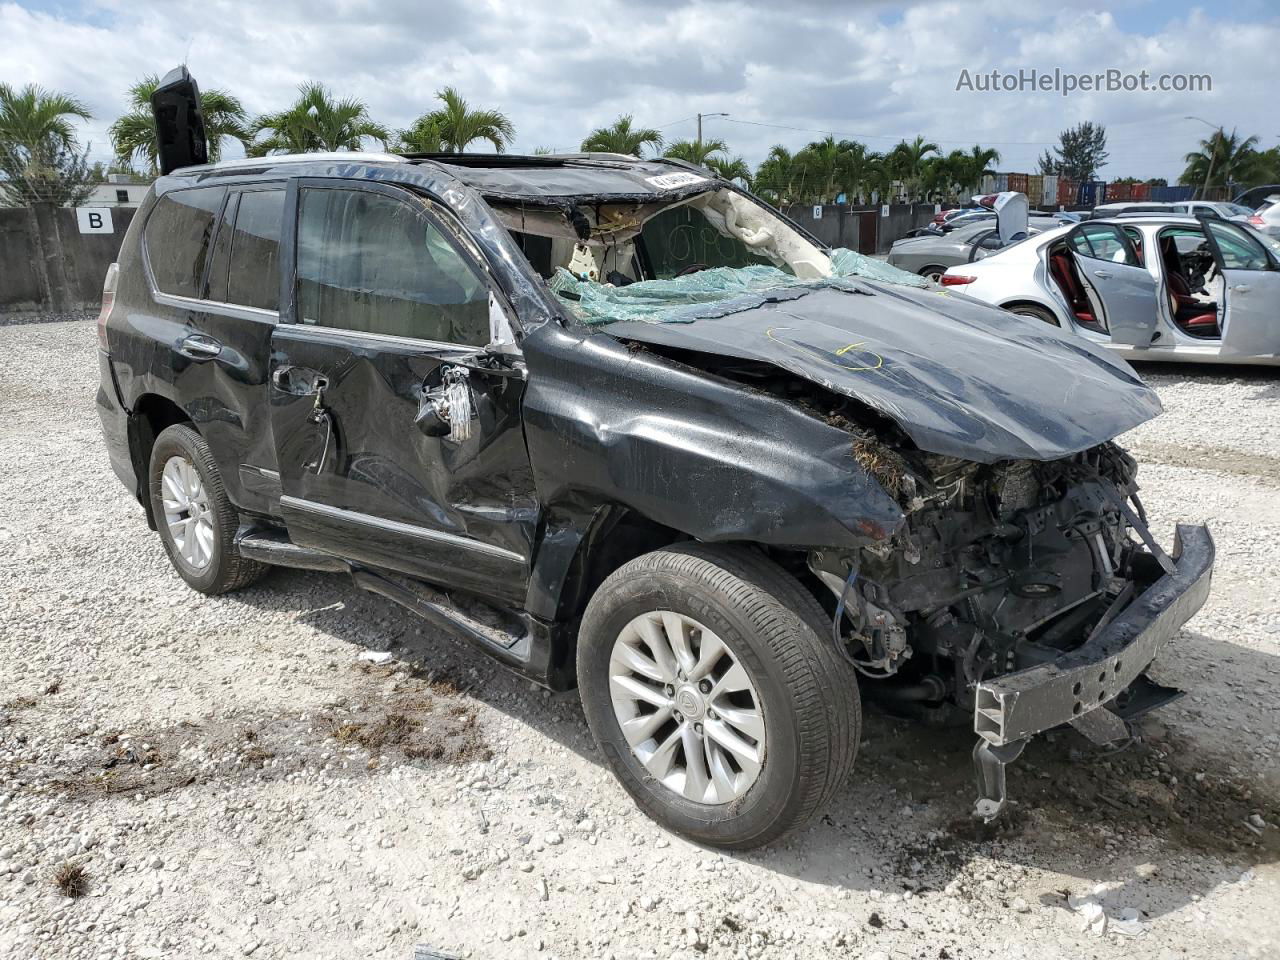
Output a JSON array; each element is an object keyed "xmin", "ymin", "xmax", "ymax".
[{"xmin": 491, "ymin": 186, "xmax": 929, "ymax": 326}]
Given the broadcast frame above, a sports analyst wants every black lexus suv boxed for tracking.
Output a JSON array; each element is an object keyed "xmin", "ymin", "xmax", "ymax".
[{"xmin": 95, "ymin": 67, "xmax": 1214, "ymax": 848}]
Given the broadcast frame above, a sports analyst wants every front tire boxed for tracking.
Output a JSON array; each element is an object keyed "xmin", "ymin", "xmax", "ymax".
[
  {"xmin": 577, "ymin": 544, "xmax": 860, "ymax": 849},
  {"xmin": 148, "ymin": 424, "xmax": 268, "ymax": 595}
]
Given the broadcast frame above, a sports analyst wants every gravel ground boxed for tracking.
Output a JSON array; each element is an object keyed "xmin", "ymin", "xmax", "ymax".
[{"xmin": 1, "ymin": 321, "xmax": 1278, "ymax": 960}]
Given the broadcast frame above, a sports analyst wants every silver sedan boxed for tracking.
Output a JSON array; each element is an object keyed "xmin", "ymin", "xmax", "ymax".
[
  {"xmin": 888, "ymin": 217, "xmax": 1059, "ymax": 281},
  {"xmin": 942, "ymin": 215, "xmax": 1280, "ymax": 366}
]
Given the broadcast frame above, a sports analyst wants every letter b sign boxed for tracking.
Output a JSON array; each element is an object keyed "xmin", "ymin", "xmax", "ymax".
[{"xmin": 76, "ymin": 207, "xmax": 114, "ymax": 234}]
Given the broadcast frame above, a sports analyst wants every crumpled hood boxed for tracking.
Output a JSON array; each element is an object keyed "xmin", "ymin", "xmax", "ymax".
[{"xmin": 603, "ymin": 280, "xmax": 1163, "ymax": 463}]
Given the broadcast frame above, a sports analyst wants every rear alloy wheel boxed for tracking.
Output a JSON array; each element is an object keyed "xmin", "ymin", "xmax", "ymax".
[
  {"xmin": 1005, "ymin": 303, "xmax": 1060, "ymax": 327},
  {"xmin": 578, "ymin": 544, "xmax": 861, "ymax": 849},
  {"xmin": 919, "ymin": 265, "xmax": 947, "ymax": 283},
  {"xmin": 160, "ymin": 455, "xmax": 215, "ymax": 571},
  {"xmin": 148, "ymin": 424, "xmax": 268, "ymax": 595}
]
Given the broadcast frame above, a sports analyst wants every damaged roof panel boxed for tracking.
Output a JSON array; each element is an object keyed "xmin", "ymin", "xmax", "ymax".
[{"xmin": 423, "ymin": 155, "xmax": 719, "ymax": 204}]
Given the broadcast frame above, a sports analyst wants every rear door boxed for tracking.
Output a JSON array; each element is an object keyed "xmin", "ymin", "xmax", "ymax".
[
  {"xmin": 136, "ymin": 182, "xmax": 284, "ymax": 514},
  {"xmin": 1203, "ymin": 219, "xmax": 1280, "ymax": 360},
  {"xmin": 270, "ymin": 178, "xmax": 536, "ymax": 604},
  {"xmin": 1065, "ymin": 222, "xmax": 1159, "ymax": 345}
]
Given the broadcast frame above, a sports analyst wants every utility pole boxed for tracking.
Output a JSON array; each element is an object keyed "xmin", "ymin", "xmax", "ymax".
[
  {"xmin": 1186, "ymin": 116, "xmax": 1219, "ymax": 201},
  {"xmin": 697, "ymin": 112, "xmax": 729, "ymax": 144}
]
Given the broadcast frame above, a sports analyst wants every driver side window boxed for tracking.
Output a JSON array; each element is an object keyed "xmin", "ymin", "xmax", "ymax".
[
  {"xmin": 296, "ymin": 187, "xmax": 490, "ymax": 345},
  {"xmin": 1206, "ymin": 221, "xmax": 1271, "ymax": 271}
]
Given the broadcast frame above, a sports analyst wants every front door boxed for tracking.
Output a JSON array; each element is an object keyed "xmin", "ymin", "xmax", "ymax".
[
  {"xmin": 1202, "ymin": 219, "xmax": 1280, "ymax": 361},
  {"xmin": 1065, "ymin": 222, "xmax": 1158, "ymax": 345},
  {"xmin": 269, "ymin": 178, "xmax": 538, "ymax": 605}
]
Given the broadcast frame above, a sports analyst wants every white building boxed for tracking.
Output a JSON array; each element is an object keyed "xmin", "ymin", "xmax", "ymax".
[{"xmin": 83, "ymin": 174, "xmax": 149, "ymax": 208}]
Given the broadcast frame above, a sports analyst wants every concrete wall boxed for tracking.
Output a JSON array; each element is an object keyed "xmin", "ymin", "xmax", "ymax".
[
  {"xmin": 0, "ymin": 205, "xmax": 135, "ymax": 313},
  {"xmin": 784, "ymin": 203, "xmax": 940, "ymax": 254}
]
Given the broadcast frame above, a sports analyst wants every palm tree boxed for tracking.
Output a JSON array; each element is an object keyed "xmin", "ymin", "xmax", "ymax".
[
  {"xmin": 752, "ymin": 145, "xmax": 798, "ymax": 204},
  {"xmin": 0, "ymin": 83, "xmax": 90, "ymax": 156},
  {"xmin": 663, "ymin": 138, "xmax": 728, "ymax": 167},
  {"xmin": 0, "ymin": 83, "xmax": 93, "ymax": 206},
  {"xmin": 753, "ymin": 144, "xmax": 826, "ymax": 205},
  {"xmin": 109, "ymin": 75, "xmax": 251, "ymax": 171},
  {"xmin": 249, "ymin": 83, "xmax": 389, "ymax": 155},
  {"xmin": 794, "ymin": 135, "xmax": 845, "ymax": 202},
  {"xmin": 1180, "ymin": 128, "xmax": 1261, "ymax": 192},
  {"xmin": 707, "ymin": 155, "xmax": 751, "ymax": 186},
  {"xmin": 407, "ymin": 87, "xmax": 514, "ymax": 153},
  {"xmin": 888, "ymin": 136, "xmax": 940, "ymax": 198},
  {"xmin": 396, "ymin": 116, "xmax": 445, "ymax": 153},
  {"xmin": 834, "ymin": 140, "xmax": 879, "ymax": 204},
  {"xmin": 580, "ymin": 115, "xmax": 663, "ymax": 157}
]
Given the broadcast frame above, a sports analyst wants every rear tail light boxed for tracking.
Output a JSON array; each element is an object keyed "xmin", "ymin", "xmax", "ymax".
[
  {"xmin": 97, "ymin": 263, "xmax": 118, "ymax": 351},
  {"xmin": 940, "ymin": 274, "xmax": 976, "ymax": 286},
  {"xmin": 1248, "ymin": 215, "xmax": 1265, "ymax": 225}
]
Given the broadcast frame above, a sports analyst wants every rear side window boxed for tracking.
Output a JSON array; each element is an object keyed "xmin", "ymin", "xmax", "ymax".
[
  {"xmin": 226, "ymin": 189, "xmax": 285, "ymax": 311},
  {"xmin": 1069, "ymin": 224, "xmax": 1139, "ymax": 266},
  {"xmin": 296, "ymin": 187, "xmax": 490, "ymax": 344},
  {"xmin": 144, "ymin": 186, "xmax": 226, "ymax": 297}
]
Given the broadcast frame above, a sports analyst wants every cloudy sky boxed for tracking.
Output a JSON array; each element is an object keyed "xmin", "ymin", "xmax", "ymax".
[{"xmin": 2, "ymin": 0, "xmax": 1277, "ymax": 182}]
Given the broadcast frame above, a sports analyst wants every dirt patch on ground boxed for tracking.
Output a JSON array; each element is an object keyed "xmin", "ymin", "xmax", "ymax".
[
  {"xmin": 6, "ymin": 665, "xmax": 490, "ymax": 804},
  {"xmin": 876, "ymin": 716, "xmax": 1280, "ymax": 892},
  {"xmin": 1128, "ymin": 440, "xmax": 1280, "ymax": 485}
]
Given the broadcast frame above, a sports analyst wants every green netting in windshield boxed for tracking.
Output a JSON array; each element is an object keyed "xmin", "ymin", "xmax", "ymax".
[{"xmin": 549, "ymin": 247, "xmax": 929, "ymax": 325}]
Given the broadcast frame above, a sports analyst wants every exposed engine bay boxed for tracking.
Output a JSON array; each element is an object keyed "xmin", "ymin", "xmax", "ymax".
[{"xmin": 807, "ymin": 440, "xmax": 1144, "ymax": 697}]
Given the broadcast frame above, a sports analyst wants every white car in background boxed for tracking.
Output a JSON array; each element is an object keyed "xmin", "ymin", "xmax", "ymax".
[{"xmin": 941, "ymin": 215, "xmax": 1280, "ymax": 366}]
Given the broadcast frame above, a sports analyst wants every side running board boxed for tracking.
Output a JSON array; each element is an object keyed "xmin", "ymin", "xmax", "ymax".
[{"xmin": 234, "ymin": 526, "xmax": 350, "ymax": 573}]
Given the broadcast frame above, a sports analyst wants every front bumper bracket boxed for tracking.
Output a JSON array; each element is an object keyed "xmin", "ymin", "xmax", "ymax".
[{"xmin": 969, "ymin": 523, "xmax": 1214, "ymax": 819}]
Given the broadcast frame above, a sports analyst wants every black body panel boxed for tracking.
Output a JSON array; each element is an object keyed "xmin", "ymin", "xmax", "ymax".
[{"xmin": 268, "ymin": 322, "xmax": 536, "ymax": 605}]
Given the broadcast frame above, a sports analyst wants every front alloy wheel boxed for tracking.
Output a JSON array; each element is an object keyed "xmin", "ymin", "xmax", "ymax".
[
  {"xmin": 609, "ymin": 611, "xmax": 764, "ymax": 804},
  {"xmin": 578, "ymin": 544, "xmax": 861, "ymax": 849}
]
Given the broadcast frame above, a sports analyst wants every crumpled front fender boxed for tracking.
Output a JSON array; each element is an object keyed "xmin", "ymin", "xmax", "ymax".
[{"xmin": 520, "ymin": 323, "xmax": 904, "ymax": 551}]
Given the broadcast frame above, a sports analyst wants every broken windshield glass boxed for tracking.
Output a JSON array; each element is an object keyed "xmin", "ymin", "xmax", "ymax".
[{"xmin": 548, "ymin": 248, "xmax": 929, "ymax": 325}]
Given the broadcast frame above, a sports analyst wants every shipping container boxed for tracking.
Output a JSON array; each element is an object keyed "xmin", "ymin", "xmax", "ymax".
[
  {"xmin": 980, "ymin": 174, "xmax": 996, "ymax": 195},
  {"xmin": 994, "ymin": 173, "xmax": 1009, "ymax": 192},
  {"xmin": 1131, "ymin": 182, "xmax": 1150, "ymax": 201},
  {"xmin": 1108, "ymin": 182, "xmax": 1133, "ymax": 202},
  {"xmin": 1007, "ymin": 172, "xmax": 1029, "ymax": 194},
  {"xmin": 1077, "ymin": 180, "xmax": 1106, "ymax": 206},
  {"xmin": 1058, "ymin": 178, "xmax": 1077, "ymax": 206},
  {"xmin": 1028, "ymin": 174, "xmax": 1044, "ymax": 205},
  {"xmin": 1042, "ymin": 175, "xmax": 1059, "ymax": 207}
]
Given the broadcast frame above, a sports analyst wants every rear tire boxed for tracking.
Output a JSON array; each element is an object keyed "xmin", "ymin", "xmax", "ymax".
[
  {"xmin": 1005, "ymin": 303, "xmax": 1060, "ymax": 326},
  {"xmin": 148, "ymin": 424, "xmax": 268, "ymax": 595},
  {"xmin": 919, "ymin": 265, "xmax": 947, "ymax": 282},
  {"xmin": 577, "ymin": 543, "xmax": 860, "ymax": 849}
]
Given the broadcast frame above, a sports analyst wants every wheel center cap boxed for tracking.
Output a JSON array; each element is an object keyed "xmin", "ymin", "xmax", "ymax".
[{"xmin": 675, "ymin": 685, "xmax": 705, "ymax": 720}]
